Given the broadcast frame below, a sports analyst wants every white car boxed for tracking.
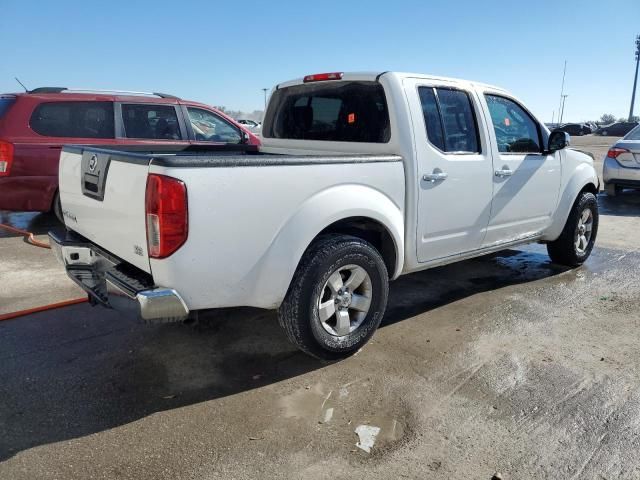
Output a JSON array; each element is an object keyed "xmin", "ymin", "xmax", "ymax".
[
  {"xmin": 51, "ymin": 71, "xmax": 600, "ymax": 359},
  {"xmin": 603, "ymin": 124, "xmax": 640, "ymax": 196}
]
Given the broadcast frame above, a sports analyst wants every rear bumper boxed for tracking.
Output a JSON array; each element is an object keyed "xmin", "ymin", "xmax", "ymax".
[
  {"xmin": 48, "ymin": 229, "xmax": 189, "ymax": 322},
  {"xmin": 0, "ymin": 176, "xmax": 58, "ymax": 212},
  {"xmin": 603, "ymin": 157, "xmax": 640, "ymax": 186}
]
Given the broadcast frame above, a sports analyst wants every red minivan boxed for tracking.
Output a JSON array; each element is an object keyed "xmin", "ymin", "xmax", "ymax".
[{"xmin": 0, "ymin": 88, "xmax": 260, "ymax": 221}]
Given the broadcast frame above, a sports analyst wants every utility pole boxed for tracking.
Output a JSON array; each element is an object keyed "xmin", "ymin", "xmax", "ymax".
[
  {"xmin": 629, "ymin": 35, "xmax": 640, "ymax": 121},
  {"xmin": 559, "ymin": 95, "xmax": 568, "ymax": 125},
  {"xmin": 551, "ymin": 110, "xmax": 555, "ymax": 125},
  {"xmin": 262, "ymin": 88, "xmax": 268, "ymax": 110},
  {"xmin": 558, "ymin": 60, "xmax": 567, "ymax": 126}
]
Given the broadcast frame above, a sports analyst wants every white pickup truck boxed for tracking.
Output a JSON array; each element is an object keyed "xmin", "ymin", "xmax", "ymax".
[{"xmin": 50, "ymin": 71, "xmax": 600, "ymax": 359}]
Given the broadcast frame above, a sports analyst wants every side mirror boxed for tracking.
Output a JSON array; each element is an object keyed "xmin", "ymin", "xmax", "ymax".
[
  {"xmin": 240, "ymin": 130, "xmax": 250, "ymax": 144},
  {"xmin": 547, "ymin": 130, "xmax": 570, "ymax": 153}
]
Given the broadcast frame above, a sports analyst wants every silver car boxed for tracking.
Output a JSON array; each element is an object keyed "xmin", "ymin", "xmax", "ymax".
[{"xmin": 603, "ymin": 124, "xmax": 640, "ymax": 196}]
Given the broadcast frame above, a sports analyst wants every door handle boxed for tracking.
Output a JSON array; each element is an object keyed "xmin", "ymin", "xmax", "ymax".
[
  {"xmin": 494, "ymin": 168, "xmax": 513, "ymax": 178},
  {"xmin": 423, "ymin": 172, "xmax": 448, "ymax": 182}
]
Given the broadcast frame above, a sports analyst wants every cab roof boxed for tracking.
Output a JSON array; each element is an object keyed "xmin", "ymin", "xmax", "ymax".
[{"xmin": 276, "ymin": 71, "xmax": 507, "ymax": 93}]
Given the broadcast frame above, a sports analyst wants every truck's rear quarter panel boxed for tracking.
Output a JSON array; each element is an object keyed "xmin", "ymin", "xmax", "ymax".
[{"xmin": 148, "ymin": 156, "xmax": 405, "ymax": 310}]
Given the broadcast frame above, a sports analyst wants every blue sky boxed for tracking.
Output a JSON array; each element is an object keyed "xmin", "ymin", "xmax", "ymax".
[{"xmin": 1, "ymin": 0, "xmax": 638, "ymax": 122}]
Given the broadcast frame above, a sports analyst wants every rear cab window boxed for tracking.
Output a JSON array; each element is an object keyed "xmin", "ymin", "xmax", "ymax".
[
  {"xmin": 30, "ymin": 101, "xmax": 114, "ymax": 138},
  {"xmin": 263, "ymin": 81, "xmax": 390, "ymax": 143}
]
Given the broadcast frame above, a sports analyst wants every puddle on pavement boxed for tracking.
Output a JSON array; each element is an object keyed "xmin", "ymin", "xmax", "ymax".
[
  {"xmin": 279, "ymin": 381, "xmax": 408, "ymax": 454},
  {"xmin": 354, "ymin": 415, "xmax": 405, "ymax": 453},
  {"xmin": 279, "ymin": 383, "xmax": 332, "ymax": 420}
]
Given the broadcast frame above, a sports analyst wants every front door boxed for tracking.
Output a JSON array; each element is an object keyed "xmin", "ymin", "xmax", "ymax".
[
  {"xmin": 480, "ymin": 93, "xmax": 561, "ymax": 246},
  {"xmin": 405, "ymin": 80, "xmax": 495, "ymax": 263}
]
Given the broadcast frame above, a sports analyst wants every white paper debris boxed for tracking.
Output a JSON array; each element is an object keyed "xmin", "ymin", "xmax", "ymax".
[{"xmin": 355, "ymin": 425, "xmax": 381, "ymax": 453}]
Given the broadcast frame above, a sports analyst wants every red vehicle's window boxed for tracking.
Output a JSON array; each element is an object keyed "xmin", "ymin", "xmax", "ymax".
[
  {"xmin": 30, "ymin": 101, "xmax": 114, "ymax": 138},
  {"xmin": 122, "ymin": 104, "xmax": 182, "ymax": 140},
  {"xmin": 187, "ymin": 107, "xmax": 242, "ymax": 144}
]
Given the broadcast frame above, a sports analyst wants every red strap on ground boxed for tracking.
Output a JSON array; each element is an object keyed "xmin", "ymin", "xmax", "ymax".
[
  {"xmin": 0, "ymin": 223, "xmax": 87, "ymax": 321},
  {"xmin": 0, "ymin": 223, "xmax": 51, "ymax": 249},
  {"xmin": 0, "ymin": 297, "xmax": 88, "ymax": 322}
]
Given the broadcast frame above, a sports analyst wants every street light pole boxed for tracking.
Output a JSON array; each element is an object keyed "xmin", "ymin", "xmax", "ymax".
[
  {"xmin": 558, "ymin": 60, "xmax": 567, "ymax": 126},
  {"xmin": 628, "ymin": 35, "xmax": 640, "ymax": 121},
  {"xmin": 262, "ymin": 88, "xmax": 268, "ymax": 111},
  {"xmin": 559, "ymin": 95, "xmax": 568, "ymax": 125}
]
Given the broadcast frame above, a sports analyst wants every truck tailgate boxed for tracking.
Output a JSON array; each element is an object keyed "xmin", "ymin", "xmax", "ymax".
[{"xmin": 58, "ymin": 146, "xmax": 151, "ymax": 273}]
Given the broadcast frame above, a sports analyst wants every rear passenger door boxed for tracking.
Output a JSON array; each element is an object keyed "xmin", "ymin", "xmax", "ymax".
[
  {"xmin": 480, "ymin": 93, "xmax": 560, "ymax": 246},
  {"xmin": 405, "ymin": 79, "xmax": 494, "ymax": 262}
]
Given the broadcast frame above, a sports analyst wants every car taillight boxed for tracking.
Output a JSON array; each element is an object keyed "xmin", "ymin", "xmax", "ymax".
[
  {"xmin": 0, "ymin": 141, "xmax": 14, "ymax": 176},
  {"xmin": 303, "ymin": 72, "xmax": 344, "ymax": 83},
  {"xmin": 607, "ymin": 147, "xmax": 630, "ymax": 159},
  {"xmin": 145, "ymin": 174, "xmax": 188, "ymax": 259}
]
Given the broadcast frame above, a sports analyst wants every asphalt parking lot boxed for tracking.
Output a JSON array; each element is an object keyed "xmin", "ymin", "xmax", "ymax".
[{"xmin": 1, "ymin": 136, "xmax": 640, "ymax": 479}]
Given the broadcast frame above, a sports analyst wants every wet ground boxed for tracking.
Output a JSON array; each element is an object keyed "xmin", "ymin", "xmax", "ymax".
[
  {"xmin": 1, "ymin": 137, "xmax": 640, "ymax": 479},
  {"xmin": 0, "ymin": 210, "xmax": 83, "ymax": 315}
]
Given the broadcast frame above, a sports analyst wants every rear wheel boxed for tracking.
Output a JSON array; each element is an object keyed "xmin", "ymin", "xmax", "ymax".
[
  {"xmin": 278, "ymin": 234, "xmax": 389, "ymax": 360},
  {"xmin": 547, "ymin": 191, "xmax": 598, "ymax": 267},
  {"xmin": 52, "ymin": 192, "xmax": 63, "ymax": 223}
]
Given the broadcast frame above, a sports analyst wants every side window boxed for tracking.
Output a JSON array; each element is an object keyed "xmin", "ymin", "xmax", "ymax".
[
  {"xmin": 30, "ymin": 102, "xmax": 114, "ymax": 138},
  {"xmin": 484, "ymin": 95, "xmax": 541, "ymax": 153},
  {"xmin": 418, "ymin": 87, "xmax": 480, "ymax": 153},
  {"xmin": 436, "ymin": 89, "xmax": 480, "ymax": 153},
  {"xmin": 122, "ymin": 104, "xmax": 182, "ymax": 140},
  {"xmin": 187, "ymin": 107, "xmax": 242, "ymax": 143},
  {"xmin": 418, "ymin": 88, "xmax": 445, "ymax": 150},
  {"xmin": 187, "ymin": 107, "xmax": 242, "ymax": 144}
]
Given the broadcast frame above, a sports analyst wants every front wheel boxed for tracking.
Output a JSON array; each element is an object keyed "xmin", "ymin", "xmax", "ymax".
[
  {"xmin": 547, "ymin": 191, "xmax": 598, "ymax": 267},
  {"xmin": 278, "ymin": 234, "xmax": 389, "ymax": 360}
]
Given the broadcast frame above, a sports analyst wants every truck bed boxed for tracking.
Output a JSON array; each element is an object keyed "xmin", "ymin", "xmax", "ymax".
[
  {"xmin": 63, "ymin": 144, "xmax": 401, "ymax": 168},
  {"xmin": 58, "ymin": 144, "xmax": 404, "ymax": 312}
]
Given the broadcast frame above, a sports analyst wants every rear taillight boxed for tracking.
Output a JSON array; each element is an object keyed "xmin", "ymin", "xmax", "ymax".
[
  {"xmin": 145, "ymin": 174, "xmax": 188, "ymax": 259},
  {"xmin": 0, "ymin": 141, "xmax": 14, "ymax": 177},
  {"xmin": 607, "ymin": 147, "xmax": 630, "ymax": 159},
  {"xmin": 303, "ymin": 72, "xmax": 344, "ymax": 83}
]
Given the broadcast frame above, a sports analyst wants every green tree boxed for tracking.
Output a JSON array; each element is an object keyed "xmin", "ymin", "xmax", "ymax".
[{"xmin": 600, "ymin": 113, "xmax": 616, "ymax": 124}]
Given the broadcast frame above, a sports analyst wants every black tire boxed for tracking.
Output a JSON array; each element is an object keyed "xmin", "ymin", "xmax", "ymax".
[
  {"xmin": 52, "ymin": 191, "xmax": 64, "ymax": 223},
  {"xmin": 278, "ymin": 234, "xmax": 389, "ymax": 360},
  {"xmin": 547, "ymin": 191, "xmax": 598, "ymax": 267}
]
